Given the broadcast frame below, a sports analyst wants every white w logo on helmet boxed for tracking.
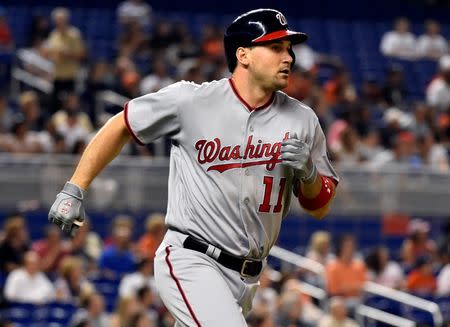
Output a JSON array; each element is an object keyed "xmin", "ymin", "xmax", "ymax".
[{"xmin": 276, "ymin": 13, "xmax": 287, "ymax": 26}]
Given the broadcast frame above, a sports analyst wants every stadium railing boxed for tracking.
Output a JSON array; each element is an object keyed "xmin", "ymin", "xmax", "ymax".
[
  {"xmin": 270, "ymin": 246, "xmax": 443, "ymax": 327},
  {"xmin": 1, "ymin": 154, "xmax": 450, "ymax": 217},
  {"xmin": 269, "ymin": 245, "xmax": 444, "ymax": 327}
]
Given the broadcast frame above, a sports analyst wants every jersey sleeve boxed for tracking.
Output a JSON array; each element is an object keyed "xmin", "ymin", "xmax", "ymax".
[
  {"xmin": 311, "ymin": 119, "xmax": 339, "ymax": 184},
  {"xmin": 124, "ymin": 82, "xmax": 186, "ymax": 145}
]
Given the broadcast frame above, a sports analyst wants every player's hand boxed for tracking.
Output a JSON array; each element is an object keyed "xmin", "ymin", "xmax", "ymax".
[
  {"xmin": 281, "ymin": 133, "xmax": 317, "ymax": 184},
  {"xmin": 48, "ymin": 182, "xmax": 86, "ymax": 237}
]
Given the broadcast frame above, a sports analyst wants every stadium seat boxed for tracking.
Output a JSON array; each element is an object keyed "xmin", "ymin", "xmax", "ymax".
[
  {"xmin": 46, "ymin": 302, "xmax": 76, "ymax": 325},
  {"xmin": 436, "ymin": 295, "xmax": 450, "ymax": 322},
  {"xmin": 90, "ymin": 275, "xmax": 121, "ymax": 312}
]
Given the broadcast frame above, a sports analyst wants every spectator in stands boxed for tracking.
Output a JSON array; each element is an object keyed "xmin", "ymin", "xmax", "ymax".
[
  {"xmin": 417, "ymin": 131, "xmax": 449, "ymax": 172},
  {"xmin": 437, "ymin": 217, "xmax": 450, "ymax": 254},
  {"xmin": 118, "ymin": 69, "xmax": 141, "ymax": 99},
  {"xmin": 52, "ymin": 93, "xmax": 93, "ymax": 152},
  {"xmin": 200, "ymin": 24, "xmax": 224, "ymax": 61},
  {"xmin": 371, "ymin": 131, "xmax": 422, "ymax": 168},
  {"xmin": 0, "ymin": 214, "xmax": 30, "ymax": 274},
  {"xmin": 69, "ymin": 217, "xmax": 103, "ymax": 269},
  {"xmin": 318, "ymin": 297, "xmax": 359, "ymax": 327},
  {"xmin": 0, "ymin": 94, "xmax": 13, "ymax": 133},
  {"xmin": 140, "ymin": 59, "xmax": 175, "ymax": 94},
  {"xmin": 359, "ymin": 77, "xmax": 385, "ymax": 126},
  {"xmin": 110, "ymin": 295, "xmax": 142, "ymax": 327},
  {"xmin": 84, "ymin": 61, "xmax": 115, "ymax": 124},
  {"xmin": 426, "ymin": 55, "xmax": 450, "ymax": 112},
  {"xmin": 54, "ymin": 256, "xmax": 94, "ymax": 303},
  {"xmin": 306, "ymin": 231, "xmax": 334, "ymax": 266},
  {"xmin": 136, "ymin": 286, "xmax": 158, "ymax": 325},
  {"xmin": 303, "ymin": 231, "xmax": 334, "ymax": 288},
  {"xmin": 403, "ymin": 218, "xmax": 437, "ymax": 260},
  {"xmin": 436, "ymin": 243, "xmax": 450, "ymax": 296},
  {"xmin": 118, "ymin": 257, "xmax": 155, "ymax": 298},
  {"xmin": 382, "ymin": 65, "xmax": 408, "ymax": 107},
  {"xmin": 292, "ymin": 44, "xmax": 317, "ymax": 73},
  {"xmin": 18, "ymin": 91, "xmax": 43, "ymax": 131},
  {"xmin": 118, "ymin": 21, "xmax": 150, "ymax": 58},
  {"xmin": 380, "ymin": 17, "xmax": 417, "ymax": 60},
  {"xmin": 38, "ymin": 119, "xmax": 67, "ymax": 153},
  {"xmin": 246, "ymin": 307, "xmax": 275, "ymax": 327},
  {"xmin": 117, "ymin": 0, "xmax": 152, "ymax": 29},
  {"xmin": 32, "ymin": 224, "xmax": 71, "ymax": 275},
  {"xmin": 252, "ymin": 267, "xmax": 280, "ymax": 316},
  {"xmin": 27, "ymin": 15, "xmax": 51, "ymax": 47},
  {"xmin": 174, "ymin": 29, "xmax": 201, "ymax": 61},
  {"xmin": 281, "ymin": 279, "xmax": 324, "ymax": 325},
  {"xmin": 330, "ymin": 125, "xmax": 364, "ymax": 166},
  {"xmin": 326, "ymin": 235, "xmax": 367, "ymax": 309},
  {"xmin": 275, "ymin": 290, "xmax": 314, "ymax": 327},
  {"xmin": 323, "ymin": 69, "xmax": 357, "ymax": 112},
  {"xmin": 150, "ymin": 21, "xmax": 178, "ymax": 52},
  {"xmin": 129, "ymin": 310, "xmax": 155, "ymax": 327},
  {"xmin": 70, "ymin": 292, "xmax": 109, "ymax": 327},
  {"xmin": 417, "ymin": 20, "xmax": 448, "ymax": 60},
  {"xmin": 137, "ymin": 213, "xmax": 166, "ymax": 261},
  {"xmin": 0, "ymin": 318, "xmax": 14, "ymax": 327},
  {"xmin": 378, "ymin": 107, "xmax": 410, "ymax": 148},
  {"xmin": 0, "ymin": 115, "xmax": 44, "ymax": 153},
  {"xmin": 4, "ymin": 251, "xmax": 55, "ymax": 304},
  {"xmin": 360, "ymin": 129, "xmax": 384, "ymax": 162},
  {"xmin": 99, "ymin": 216, "xmax": 136, "ymax": 277},
  {"xmin": 284, "ymin": 68, "xmax": 317, "ymax": 103},
  {"xmin": 0, "ymin": 8, "xmax": 13, "ymax": 50},
  {"xmin": 406, "ymin": 255, "xmax": 437, "ymax": 296},
  {"xmin": 365, "ymin": 246, "xmax": 404, "ymax": 289},
  {"xmin": 411, "ymin": 102, "xmax": 436, "ymax": 138},
  {"xmin": 43, "ymin": 7, "xmax": 86, "ymax": 113}
]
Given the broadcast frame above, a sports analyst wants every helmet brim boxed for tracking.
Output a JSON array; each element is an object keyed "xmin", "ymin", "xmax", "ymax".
[{"xmin": 252, "ymin": 30, "xmax": 308, "ymax": 45}]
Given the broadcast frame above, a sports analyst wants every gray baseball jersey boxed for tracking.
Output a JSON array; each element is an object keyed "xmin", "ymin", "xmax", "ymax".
[{"xmin": 125, "ymin": 78, "xmax": 338, "ymax": 259}]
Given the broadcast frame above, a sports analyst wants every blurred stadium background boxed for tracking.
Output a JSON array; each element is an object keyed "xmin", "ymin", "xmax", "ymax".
[{"xmin": 0, "ymin": 0, "xmax": 450, "ymax": 326}]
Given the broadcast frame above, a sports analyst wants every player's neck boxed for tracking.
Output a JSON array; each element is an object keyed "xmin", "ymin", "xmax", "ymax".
[{"xmin": 230, "ymin": 74, "xmax": 274, "ymax": 109}]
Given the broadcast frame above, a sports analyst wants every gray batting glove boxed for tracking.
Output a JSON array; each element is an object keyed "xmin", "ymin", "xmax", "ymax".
[
  {"xmin": 281, "ymin": 134, "xmax": 317, "ymax": 184},
  {"xmin": 48, "ymin": 182, "xmax": 86, "ymax": 237}
]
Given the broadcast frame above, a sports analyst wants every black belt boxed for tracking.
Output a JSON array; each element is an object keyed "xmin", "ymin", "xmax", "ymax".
[{"xmin": 182, "ymin": 236, "xmax": 263, "ymax": 278}]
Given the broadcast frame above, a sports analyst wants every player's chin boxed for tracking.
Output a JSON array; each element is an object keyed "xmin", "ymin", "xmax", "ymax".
[{"xmin": 274, "ymin": 76, "xmax": 289, "ymax": 89}]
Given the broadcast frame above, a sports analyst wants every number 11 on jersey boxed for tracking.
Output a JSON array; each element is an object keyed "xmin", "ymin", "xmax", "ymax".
[{"xmin": 258, "ymin": 176, "xmax": 287, "ymax": 213}]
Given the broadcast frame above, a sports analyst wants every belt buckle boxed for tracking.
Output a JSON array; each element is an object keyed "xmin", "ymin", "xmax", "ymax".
[{"xmin": 240, "ymin": 259, "xmax": 254, "ymax": 278}]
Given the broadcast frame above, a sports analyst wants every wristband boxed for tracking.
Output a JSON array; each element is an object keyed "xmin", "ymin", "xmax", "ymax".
[
  {"xmin": 61, "ymin": 182, "xmax": 86, "ymax": 201},
  {"xmin": 298, "ymin": 176, "xmax": 335, "ymax": 211}
]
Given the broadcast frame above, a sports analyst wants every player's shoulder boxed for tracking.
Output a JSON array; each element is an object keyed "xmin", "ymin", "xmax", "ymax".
[
  {"xmin": 171, "ymin": 78, "xmax": 224, "ymax": 90},
  {"xmin": 275, "ymin": 91, "xmax": 319, "ymax": 122},
  {"xmin": 175, "ymin": 78, "xmax": 229, "ymax": 96}
]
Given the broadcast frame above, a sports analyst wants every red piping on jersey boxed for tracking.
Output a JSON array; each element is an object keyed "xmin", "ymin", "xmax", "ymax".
[
  {"xmin": 123, "ymin": 102, "xmax": 145, "ymax": 146},
  {"xmin": 165, "ymin": 246, "xmax": 202, "ymax": 327},
  {"xmin": 228, "ymin": 78, "xmax": 275, "ymax": 112}
]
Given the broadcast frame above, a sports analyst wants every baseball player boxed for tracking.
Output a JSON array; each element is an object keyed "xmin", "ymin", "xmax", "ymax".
[{"xmin": 48, "ymin": 8, "xmax": 339, "ymax": 326}]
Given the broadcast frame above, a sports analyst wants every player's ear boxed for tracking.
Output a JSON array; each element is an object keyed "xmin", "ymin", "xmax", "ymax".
[{"xmin": 236, "ymin": 47, "xmax": 250, "ymax": 67}]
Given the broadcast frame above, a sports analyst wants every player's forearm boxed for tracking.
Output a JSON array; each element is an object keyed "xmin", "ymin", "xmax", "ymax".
[
  {"xmin": 300, "ymin": 173, "xmax": 322, "ymax": 198},
  {"xmin": 70, "ymin": 112, "xmax": 131, "ymax": 190}
]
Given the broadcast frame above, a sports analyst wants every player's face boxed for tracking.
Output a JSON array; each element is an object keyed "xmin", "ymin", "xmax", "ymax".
[{"xmin": 247, "ymin": 39, "xmax": 293, "ymax": 91}]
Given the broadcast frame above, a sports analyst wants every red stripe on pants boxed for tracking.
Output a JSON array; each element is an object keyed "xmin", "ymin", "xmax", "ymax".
[{"xmin": 165, "ymin": 246, "xmax": 202, "ymax": 327}]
